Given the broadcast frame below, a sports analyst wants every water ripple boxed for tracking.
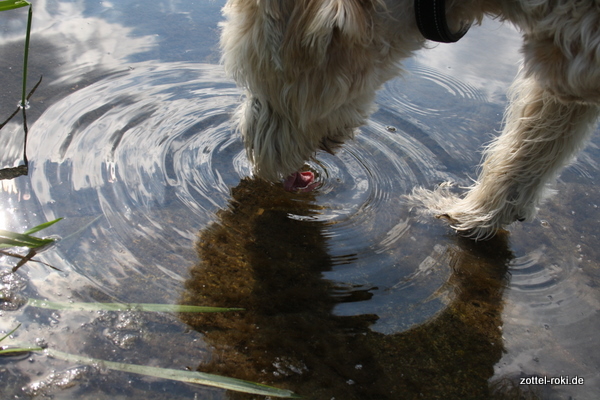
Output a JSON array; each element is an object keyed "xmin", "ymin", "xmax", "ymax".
[
  {"xmin": 382, "ymin": 65, "xmax": 487, "ymax": 117},
  {"xmin": 507, "ymin": 245, "xmax": 598, "ymax": 326},
  {"xmin": 24, "ymin": 62, "xmax": 493, "ymax": 328},
  {"xmin": 28, "ymin": 64, "xmax": 246, "ymax": 299}
]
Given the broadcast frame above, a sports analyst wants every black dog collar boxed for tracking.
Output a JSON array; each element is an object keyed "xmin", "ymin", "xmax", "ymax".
[{"xmin": 414, "ymin": 0, "xmax": 471, "ymax": 43}]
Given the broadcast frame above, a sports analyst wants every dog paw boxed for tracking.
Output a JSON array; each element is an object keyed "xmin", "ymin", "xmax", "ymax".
[
  {"xmin": 437, "ymin": 213, "xmax": 504, "ymax": 240},
  {"xmin": 405, "ymin": 183, "xmax": 505, "ymax": 240}
]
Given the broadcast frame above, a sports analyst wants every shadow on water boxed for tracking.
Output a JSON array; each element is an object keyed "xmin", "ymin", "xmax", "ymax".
[
  {"xmin": 181, "ymin": 178, "xmax": 536, "ymax": 400},
  {"xmin": 2, "ymin": 6, "xmax": 599, "ymax": 396}
]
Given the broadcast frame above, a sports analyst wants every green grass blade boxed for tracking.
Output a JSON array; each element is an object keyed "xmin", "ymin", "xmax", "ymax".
[
  {"xmin": 22, "ymin": 218, "xmax": 63, "ymax": 235},
  {"xmin": 0, "ymin": 324, "xmax": 21, "ymax": 342},
  {"xmin": 0, "ymin": 325, "xmax": 42, "ymax": 356},
  {"xmin": 41, "ymin": 348, "xmax": 300, "ymax": 397},
  {"xmin": 0, "ymin": 0, "xmax": 30, "ymax": 12},
  {"xmin": 0, "ymin": 345, "xmax": 43, "ymax": 355},
  {"xmin": 26, "ymin": 299, "xmax": 244, "ymax": 313},
  {"xmin": 0, "ymin": 219, "xmax": 60, "ymax": 249},
  {"xmin": 21, "ymin": 4, "xmax": 32, "ymax": 107},
  {"xmin": 0, "ymin": 229, "xmax": 55, "ymax": 249}
]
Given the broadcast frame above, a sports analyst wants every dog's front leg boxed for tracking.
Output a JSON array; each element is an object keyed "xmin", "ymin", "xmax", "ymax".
[{"xmin": 443, "ymin": 74, "xmax": 599, "ymax": 238}]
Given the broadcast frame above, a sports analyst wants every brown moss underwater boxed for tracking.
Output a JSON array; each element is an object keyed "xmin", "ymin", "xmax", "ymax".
[{"xmin": 180, "ymin": 177, "xmax": 540, "ymax": 400}]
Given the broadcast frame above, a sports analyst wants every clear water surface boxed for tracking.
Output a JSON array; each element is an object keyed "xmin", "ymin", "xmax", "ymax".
[{"xmin": 1, "ymin": 1, "xmax": 599, "ymax": 399}]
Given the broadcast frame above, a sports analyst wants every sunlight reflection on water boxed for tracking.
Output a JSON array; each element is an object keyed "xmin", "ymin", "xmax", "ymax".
[
  {"xmin": 24, "ymin": 62, "xmax": 465, "ymax": 328},
  {"xmin": 0, "ymin": 2, "xmax": 599, "ymax": 399}
]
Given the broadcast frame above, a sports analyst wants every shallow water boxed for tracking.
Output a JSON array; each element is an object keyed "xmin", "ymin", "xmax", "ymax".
[{"xmin": 1, "ymin": 1, "xmax": 599, "ymax": 399}]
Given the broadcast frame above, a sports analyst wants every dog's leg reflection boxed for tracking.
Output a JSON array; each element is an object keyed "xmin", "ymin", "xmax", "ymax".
[{"xmin": 181, "ymin": 180, "xmax": 529, "ymax": 399}]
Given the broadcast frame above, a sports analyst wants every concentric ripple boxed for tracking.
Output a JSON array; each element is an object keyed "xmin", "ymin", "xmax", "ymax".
[
  {"xmin": 507, "ymin": 245, "xmax": 599, "ymax": 326},
  {"xmin": 27, "ymin": 63, "xmax": 247, "ymax": 299},
  {"xmin": 24, "ymin": 61, "xmax": 495, "ymax": 331},
  {"xmin": 381, "ymin": 64, "xmax": 487, "ymax": 117}
]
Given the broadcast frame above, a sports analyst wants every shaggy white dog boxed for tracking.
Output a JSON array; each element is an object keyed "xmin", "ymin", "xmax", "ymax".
[{"xmin": 220, "ymin": 0, "xmax": 600, "ymax": 239}]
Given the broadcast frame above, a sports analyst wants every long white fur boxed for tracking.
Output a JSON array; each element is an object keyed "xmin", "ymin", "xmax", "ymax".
[
  {"xmin": 412, "ymin": 73, "xmax": 599, "ymax": 238},
  {"xmin": 220, "ymin": 0, "xmax": 600, "ymax": 239}
]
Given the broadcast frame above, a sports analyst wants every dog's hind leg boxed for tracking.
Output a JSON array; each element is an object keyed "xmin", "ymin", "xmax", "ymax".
[{"xmin": 410, "ymin": 74, "xmax": 599, "ymax": 239}]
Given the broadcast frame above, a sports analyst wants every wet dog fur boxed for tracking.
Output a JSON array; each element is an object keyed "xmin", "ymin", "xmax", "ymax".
[{"xmin": 220, "ymin": 0, "xmax": 600, "ymax": 239}]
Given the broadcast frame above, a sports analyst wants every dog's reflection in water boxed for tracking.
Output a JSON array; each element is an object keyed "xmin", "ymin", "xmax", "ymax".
[{"xmin": 181, "ymin": 178, "xmax": 527, "ymax": 399}]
